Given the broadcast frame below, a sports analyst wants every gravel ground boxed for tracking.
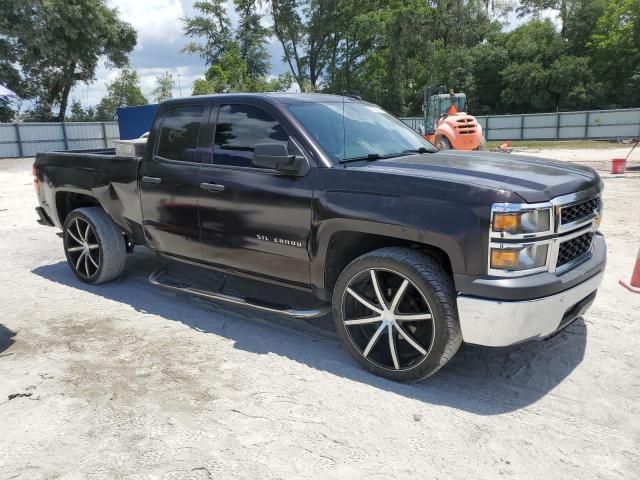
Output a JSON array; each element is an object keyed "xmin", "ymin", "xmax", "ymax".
[{"xmin": 1, "ymin": 150, "xmax": 639, "ymax": 480}]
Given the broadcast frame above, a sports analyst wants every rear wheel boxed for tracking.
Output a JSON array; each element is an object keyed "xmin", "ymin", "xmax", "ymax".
[
  {"xmin": 437, "ymin": 137, "xmax": 451, "ymax": 150},
  {"xmin": 332, "ymin": 247, "xmax": 462, "ymax": 382},
  {"xmin": 63, "ymin": 207, "xmax": 126, "ymax": 284}
]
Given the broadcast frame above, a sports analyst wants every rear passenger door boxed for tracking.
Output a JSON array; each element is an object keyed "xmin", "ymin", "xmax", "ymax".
[
  {"xmin": 139, "ymin": 103, "xmax": 208, "ymax": 260},
  {"xmin": 198, "ymin": 101, "xmax": 315, "ymax": 286}
]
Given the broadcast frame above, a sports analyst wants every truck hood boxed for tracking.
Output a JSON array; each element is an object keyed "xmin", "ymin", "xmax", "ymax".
[{"xmin": 358, "ymin": 151, "xmax": 601, "ymax": 203}]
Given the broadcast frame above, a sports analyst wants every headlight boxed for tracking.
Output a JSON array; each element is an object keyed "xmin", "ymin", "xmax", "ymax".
[
  {"xmin": 490, "ymin": 243, "xmax": 548, "ymax": 271},
  {"xmin": 492, "ymin": 208, "xmax": 552, "ymax": 235}
]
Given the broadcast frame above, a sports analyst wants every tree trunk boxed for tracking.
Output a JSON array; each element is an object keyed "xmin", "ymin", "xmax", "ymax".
[
  {"xmin": 57, "ymin": 63, "xmax": 76, "ymax": 122},
  {"xmin": 57, "ymin": 82, "xmax": 73, "ymax": 122}
]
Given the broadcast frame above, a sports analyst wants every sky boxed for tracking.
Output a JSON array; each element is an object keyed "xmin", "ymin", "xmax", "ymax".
[
  {"xmin": 70, "ymin": 0, "xmax": 549, "ymax": 109},
  {"xmin": 70, "ymin": 0, "xmax": 292, "ymax": 108}
]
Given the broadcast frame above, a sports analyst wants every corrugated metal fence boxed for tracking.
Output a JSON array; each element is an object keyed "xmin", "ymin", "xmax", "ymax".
[
  {"xmin": 0, "ymin": 122, "xmax": 119, "ymax": 158},
  {"xmin": 400, "ymin": 108, "xmax": 640, "ymax": 141},
  {"xmin": 2, "ymin": 108, "xmax": 639, "ymax": 158}
]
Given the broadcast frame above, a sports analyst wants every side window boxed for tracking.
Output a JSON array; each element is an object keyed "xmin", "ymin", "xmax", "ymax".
[
  {"xmin": 213, "ymin": 104, "xmax": 289, "ymax": 168},
  {"xmin": 156, "ymin": 105, "xmax": 205, "ymax": 162}
]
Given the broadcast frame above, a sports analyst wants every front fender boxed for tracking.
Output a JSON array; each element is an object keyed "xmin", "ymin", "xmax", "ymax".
[
  {"xmin": 309, "ymin": 172, "xmax": 497, "ymax": 291},
  {"xmin": 310, "ymin": 217, "xmax": 469, "ymax": 291}
]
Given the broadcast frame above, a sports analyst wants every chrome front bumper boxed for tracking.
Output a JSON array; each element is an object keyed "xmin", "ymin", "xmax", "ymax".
[{"xmin": 457, "ymin": 270, "xmax": 604, "ymax": 347}]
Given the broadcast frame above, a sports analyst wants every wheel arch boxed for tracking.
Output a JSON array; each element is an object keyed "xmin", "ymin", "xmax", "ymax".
[
  {"xmin": 55, "ymin": 190, "xmax": 100, "ymax": 225},
  {"xmin": 317, "ymin": 226, "xmax": 458, "ymax": 299}
]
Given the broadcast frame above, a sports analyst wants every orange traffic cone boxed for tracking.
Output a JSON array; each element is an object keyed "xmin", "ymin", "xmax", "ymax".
[{"xmin": 619, "ymin": 247, "xmax": 640, "ymax": 293}]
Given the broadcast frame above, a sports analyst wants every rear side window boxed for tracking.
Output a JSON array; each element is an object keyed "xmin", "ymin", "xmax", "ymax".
[
  {"xmin": 213, "ymin": 104, "xmax": 289, "ymax": 168},
  {"xmin": 156, "ymin": 105, "xmax": 205, "ymax": 162}
]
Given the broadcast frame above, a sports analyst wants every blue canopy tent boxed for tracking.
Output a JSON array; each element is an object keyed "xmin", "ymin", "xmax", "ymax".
[{"xmin": 0, "ymin": 84, "xmax": 18, "ymax": 99}]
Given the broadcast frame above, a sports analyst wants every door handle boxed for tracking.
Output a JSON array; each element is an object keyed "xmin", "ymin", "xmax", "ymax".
[
  {"xmin": 199, "ymin": 182, "xmax": 225, "ymax": 192},
  {"xmin": 142, "ymin": 176, "xmax": 162, "ymax": 184}
]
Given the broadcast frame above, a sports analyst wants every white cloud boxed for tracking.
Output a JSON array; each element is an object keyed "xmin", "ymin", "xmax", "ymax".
[
  {"xmin": 108, "ymin": 0, "xmax": 186, "ymax": 46},
  {"xmin": 70, "ymin": 65, "xmax": 204, "ymax": 107},
  {"xmin": 69, "ymin": 0, "xmax": 289, "ymax": 109}
]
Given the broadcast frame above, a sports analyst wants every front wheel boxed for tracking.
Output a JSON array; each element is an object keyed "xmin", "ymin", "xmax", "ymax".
[
  {"xmin": 437, "ymin": 137, "xmax": 451, "ymax": 150},
  {"xmin": 63, "ymin": 207, "xmax": 126, "ymax": 284},
  {"xmin": 477, "ymin": 136, "xmax": 487, "ymax": 151},
  {"xmin": 332, "ymin": 247, "xmax": 462, "ymax": 382}
]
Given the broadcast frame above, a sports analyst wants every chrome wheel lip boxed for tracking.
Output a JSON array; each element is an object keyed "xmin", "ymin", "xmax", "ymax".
[
  {"xmin": 341, "ymin": 267, "xmax": 436, "ymax": 373},
  {"xmin": 65, "ymin": 217, "xmax": 101, "ymax": 280}
]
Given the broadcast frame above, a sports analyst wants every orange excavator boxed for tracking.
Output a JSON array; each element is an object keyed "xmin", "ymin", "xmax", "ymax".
[{"xmin": 420, "ymin": 86, "xmax": 486, "ymax": 151}]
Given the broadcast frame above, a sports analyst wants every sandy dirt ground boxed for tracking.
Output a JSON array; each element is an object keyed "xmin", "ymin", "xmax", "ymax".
[{"xmin": 0, "ymin": 149, "xmax": 639, "ymax": 480}]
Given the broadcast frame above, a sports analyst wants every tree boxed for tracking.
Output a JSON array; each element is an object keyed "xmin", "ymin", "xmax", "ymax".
[
  {"xmin": 271, "ymin": 0, "xmax": 343, "ymax": 92},
  {"xmin": 67, "ymin": 99, "xmax": 96, "ymax": 122},
  {"xmin": 493, "ymin": 19, "xmax": 601, "ymax": 112},
  {"xmin": 191, "ymin": 44, "xmax": 292, "ymax": 94},
  {"xmin": 94, "ymin": 69, "xmax": 147, "ymax": 121},
  {"xmin": 152, "ymin": 71, "xmax": 176, "ymax": 102},
  {"xmin": 588, "ymin": 0, "xmax": 640, "ymax": 106},
  {"xmin": 182, "ymin": 0, "xmax": 233, "ymax": 64},
  {"xmin": 0, "ymin": 0, "xmax": 136, "ymax": 121},
  {"xmin": 235, "ymin": 0, "xmax": 271, "ymax": 78},
  {"xmin": 517, "ymin": 0, "xmax": 606, "ymax": 53},
  {"xmin": 193, "ymin": 44, "xmax": 249, "ymax": 93}
]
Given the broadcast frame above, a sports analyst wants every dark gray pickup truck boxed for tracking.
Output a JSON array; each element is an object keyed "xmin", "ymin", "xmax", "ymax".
[{"xmin": 33, "ymin": 93, "xmax": 606, "ymax": 381}]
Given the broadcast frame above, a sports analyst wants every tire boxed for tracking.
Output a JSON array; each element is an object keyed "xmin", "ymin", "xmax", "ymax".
[
  {"xmin": 477, "ymin": 136, "xmax": 487, "ymax": 151},
  {"xmin": 437, "ymin": 137, "xmax": 451, "ymax": 150},
  {"xmin": 332, "ymin": 247, "xmax": 462, "ymax": 382},
  {"xmin": 62, "ymin": 207, "xmax": 126, "ymax": 284}
]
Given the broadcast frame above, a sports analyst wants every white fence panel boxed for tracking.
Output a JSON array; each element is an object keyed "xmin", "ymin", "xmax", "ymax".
[
  {"xmin": 0, "ymin": 122, "xmax": 119, "ymax": 158},
  {"xmin": 22, "ymin": 140, "xmax": 66, "ymax": 157},
  {"xmin": 66, "ymin": 123, "xmax": 103, "ymax": 140},
  {"xmin": 0, "ymin": 124, "xmax": 17, "ymax": 142},
  {"xmin": 19, "ymin": 123, "xmax": 64, "ymax": 142}
]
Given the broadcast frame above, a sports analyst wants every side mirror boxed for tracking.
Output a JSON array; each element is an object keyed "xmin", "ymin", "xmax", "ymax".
[{"xmin": 253, "ymin": 143, "xmax": 307, "ymax": 176}]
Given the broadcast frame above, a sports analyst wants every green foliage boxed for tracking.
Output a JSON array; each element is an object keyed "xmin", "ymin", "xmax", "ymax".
[
  {"xmin": 0, "ymin": 0, "xmax": 136, "ymax": 121},
  {"xmin": 66, "ymin": 99, "xmax": 96, "ymax": 122},
  {"xmin": 94, "ymin": 69, "xmax": 147, "ymax": 121},
  {"xmin": 4, "ymin": 0, "xmax": 638, "ymax": 121},
  {"xmin": 153, "ymin": 71, "xmax": 176, "ymax": 102},
  {"xmin": 319, "ymin": 0, "xmax": 500, "ymax": 114},
  {"xmin": 182, "ymin": 0, "xmax": 233, "ymax": 64},
  {"xmin": 184, "ymin": 0, "xmax": 277, "ymax": 94},
  {"xmin": 192, "ymin": 44, "xmax": 292, "ymax": 94},
  {"xmin": 235, "ymin": 0, "xmax": 271, "ymax": 78},
  {"xmin": 588, "ymin": 0, "xmax": 640, "ymax": 106},
  {"xmin": 0, "ymin": 99, "xmax": 15, "ymax": 122}
]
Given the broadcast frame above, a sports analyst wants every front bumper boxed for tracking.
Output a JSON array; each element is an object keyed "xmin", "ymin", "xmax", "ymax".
[{"xmin": 457, "ymin": 236, "xmax": 606, "ymax": 347}]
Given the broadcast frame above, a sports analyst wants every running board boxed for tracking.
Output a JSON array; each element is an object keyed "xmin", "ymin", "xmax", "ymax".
[{"xmin": 149, "ymin": 267, "xmax": 330, "ymax": 319}]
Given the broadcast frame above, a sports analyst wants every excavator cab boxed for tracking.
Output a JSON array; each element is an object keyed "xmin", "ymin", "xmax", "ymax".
[{"xmin": 421, "ymin": 86, "xmax": 485, "ymax": 151}]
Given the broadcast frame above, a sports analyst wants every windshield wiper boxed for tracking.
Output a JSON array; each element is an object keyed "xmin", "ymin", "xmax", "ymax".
[
  {"xmin": 339, "ymin": 153, "xmax": 385, "ymax": 164},
  {"xmin": 402, "ymin": 147, "xmax": 433, "ymax": 154},
  {"xmin": 339, "ymin": 152, "xmax": 410, "ymax": 164}
]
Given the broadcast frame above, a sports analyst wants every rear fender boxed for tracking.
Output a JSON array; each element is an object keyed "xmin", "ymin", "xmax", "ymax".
[{"xmin": 39, "ymin": 156, "xmax": 143, "ymax": 240}]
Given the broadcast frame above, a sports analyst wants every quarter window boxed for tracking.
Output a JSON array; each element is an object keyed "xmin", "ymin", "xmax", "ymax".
[
  {"xmin": 213, "ymin": 104, "xmax": 289, "ymax": 168},
  {"xmin": 156, "ymin": 105, "xmax": 205, "ymax": 162}
]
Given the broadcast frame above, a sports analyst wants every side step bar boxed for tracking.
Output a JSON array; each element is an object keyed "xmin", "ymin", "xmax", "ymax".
[{"xmin": 149, "ymin": 268, "xmax": 330, "ymax": 319}]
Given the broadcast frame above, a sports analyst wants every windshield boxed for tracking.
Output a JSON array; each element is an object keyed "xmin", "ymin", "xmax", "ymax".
[{"xmin": 286, "ymin": 101, "xmax": 436, "ymax": 163}]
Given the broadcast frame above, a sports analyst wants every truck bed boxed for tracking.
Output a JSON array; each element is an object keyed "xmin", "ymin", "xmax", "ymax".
[{"xmin": 34, "ymin": 149, "xmax": 144, "ymax": 239}]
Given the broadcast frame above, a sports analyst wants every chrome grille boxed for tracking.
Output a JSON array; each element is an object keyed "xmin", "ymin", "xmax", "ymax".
[
  {"xmin": 557, "ymin": 231, "xmax": 594, "ymax": 267},
  {"xmin": 561, "ymin": 197, "xmax": 600, "ymax": 225}
]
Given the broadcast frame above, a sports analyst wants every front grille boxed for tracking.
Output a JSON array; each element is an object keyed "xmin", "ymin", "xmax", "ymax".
[
  {"xmin": 561, "ymin": 197, "xmax": 600, "ymax": 225},
  {"xmin": 557, "ymin": 231, "xmax": 593, "ymax": 267}
]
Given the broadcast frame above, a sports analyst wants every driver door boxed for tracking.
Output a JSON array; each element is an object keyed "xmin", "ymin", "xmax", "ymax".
[{"xmin": 197, "ymin": 101, "xmax": 315, "ymax": 286}]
